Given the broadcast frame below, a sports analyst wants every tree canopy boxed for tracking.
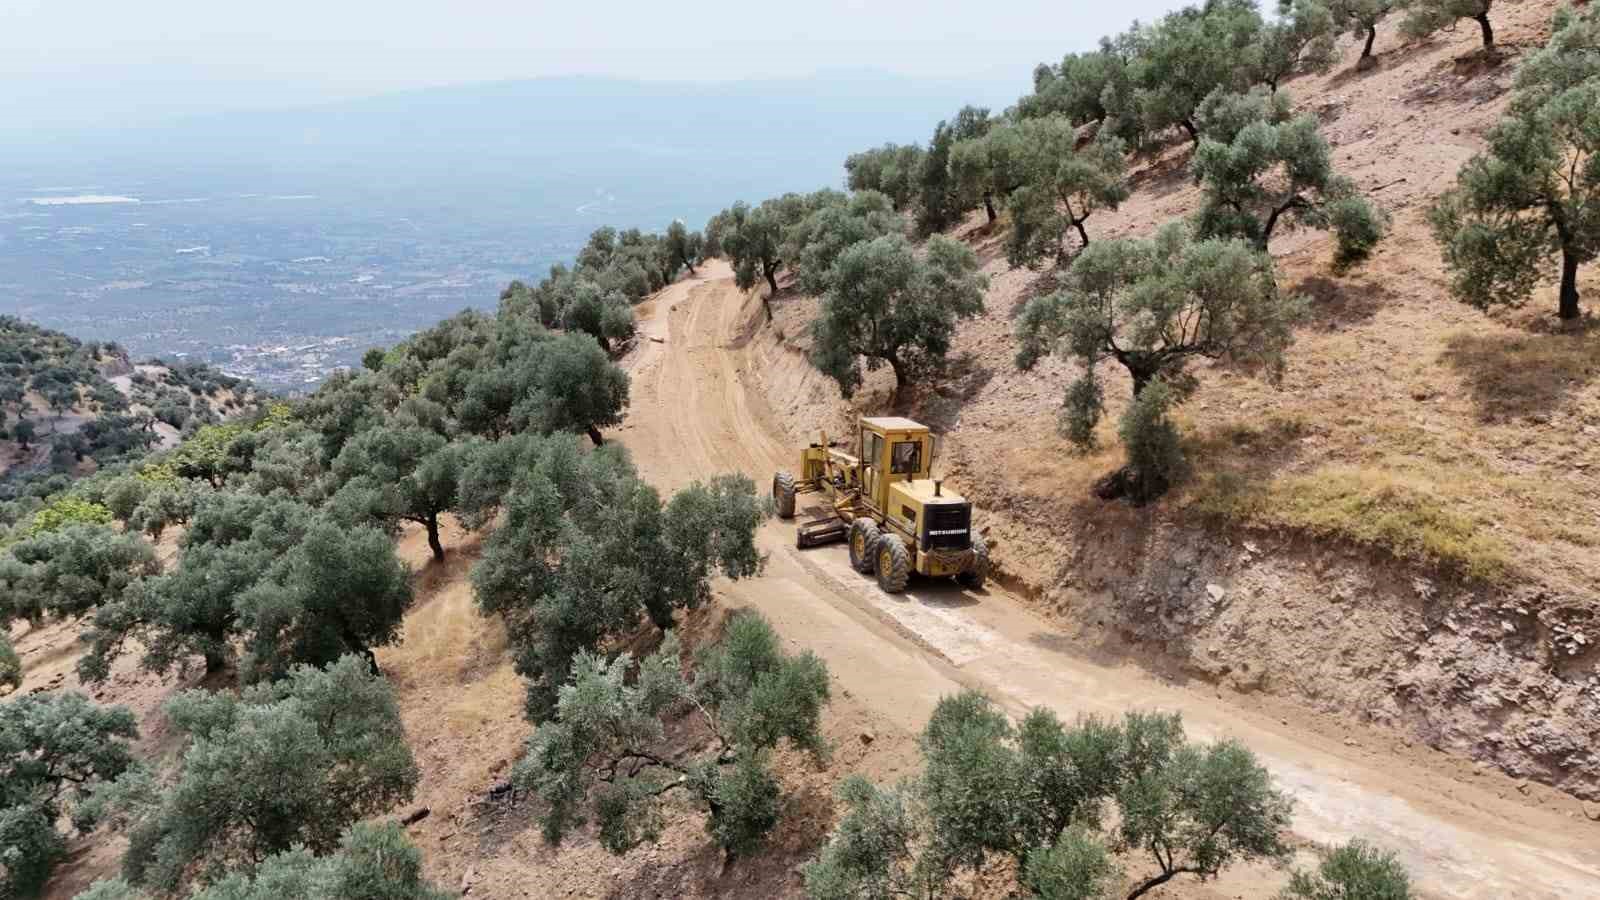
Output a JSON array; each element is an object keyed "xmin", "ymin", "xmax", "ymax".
[
  {"xmin": 1, "ymin": 693, "xmax": 138, "ymax": 898},
  {"xmin": 472, "ymin": 435, "xmax": 767, "ymax": 718},
  {"xmin": 1015, "ymin": 224, "xmax": 1306, "ymax": 498},
  {"xmin": 1278, "ymin": 839, "xmax": 1414, "ymax": 899},
  {"xmin": 1401, "ymin": 0, "xmax": 1499, "ymax": 50},
  {"xmin": 804, "ymin": 695, "xmax": 1292, "ymax": 900},
  {"xmin": 809, "ymin": 234, "xmax": 986, "ymax": 397},
  {"xmin": 1002, "ymin": 118, "xmax": 1132, "ymax": 268},
  {"xmin": 101, "ymin": 656, "xmax": 418, "ymax": 895},
  {"xmin": 1128, "ymin": 0, "xmax": 1264, "ymax": 146},
  {"xmin": 845, "ymin": 144, "xmax": 928, "ymax": 211},
  {"xmin": 1192, "ymin": 88, "xmax": 1388, "ymax": 268},
  {"xmin": 1429, "ymin": 3, "xmax": 1600, "ymax": 320},
  {"xmin": 515, "ymin": 613, "xmax": 829, "ymax": 859},
  {"xmin": 780, "ymin": 191, "xmax": 905, "ymax": 296}
]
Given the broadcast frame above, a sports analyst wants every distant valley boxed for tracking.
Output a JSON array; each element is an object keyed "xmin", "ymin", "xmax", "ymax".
[{"xmin": 0, "ymin": 72, "xmax": 1018, "ymax": 388}]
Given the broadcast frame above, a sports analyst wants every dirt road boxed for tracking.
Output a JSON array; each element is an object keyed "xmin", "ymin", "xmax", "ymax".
[{"xmin": 614, "ymin": 262, "xmax": 1599, "ymax": 899}]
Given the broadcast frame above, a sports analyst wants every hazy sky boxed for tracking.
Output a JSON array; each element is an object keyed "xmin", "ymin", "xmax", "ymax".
[{"xmin": 3, "ymin": 0, "xmax": 1188, "ymax": 131}]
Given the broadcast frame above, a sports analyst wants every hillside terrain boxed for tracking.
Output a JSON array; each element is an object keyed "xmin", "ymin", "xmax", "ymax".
[
  {"xmin": 757, "ymin": 0, "xmax": 1600, "ymax": 801},
  {"xmin": 0, "ymin": 317, "xmax": 252, "ymax": 493},
  {"xmin": 5, "ymin": 2, "xmax": 1600, "ymax": 900}
]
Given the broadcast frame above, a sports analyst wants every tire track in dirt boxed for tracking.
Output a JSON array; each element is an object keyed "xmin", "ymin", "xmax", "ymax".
[{"xmin": 615, "ymin": 264, "xmax": 1600, "ymax": 900}]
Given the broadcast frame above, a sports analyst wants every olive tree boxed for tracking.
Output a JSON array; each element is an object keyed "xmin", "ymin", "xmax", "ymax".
[
  {"xmin": 845, "ymin": 144, "xmax": 927, "ymax": 211},
  {"xmin": 1249, "ymin": 0, "xmax": 1338, "ymax": 91},
  {"xmin": 1401, "ymin": 0, "xmax": 1498, "ymax": 51},
  {"xmin": 780, "ymin": 190, "xmax": 903, "ymax": 295},
  {"xmin": 234, "ymin": 519, "xmax": 412, "ymax": 680},
  {"xmin": 516, "ymin": 613, "xmax": 829, "ymax": 859},
  {"xmin": 917, "ymin": 106, "xmax": 993, "ymax": 234},
  {"xmin": 0, "ymin": 693, "xmax": 138, "ymax": 899},
  {"xmin": 79, "ymin": 492, "xmax": 308, "ymax": 682},
  {"xmin": 809, "ymin": 234, "xmax": 986, "ymax": 398},
  {"xmin": 1279, "ymin": 840, "xmax": 1414, "ymax": 899},
  {"xmin": 0, "ymin": 524, "xmax": 157, "ymax": 626},
  {"xmin": 78, "ymin": 822, "xmax": 448, "ymax": 900},
  {"xmin": 331, "ymin": 424, "xmax": 462, "ymax": 561},
  {"xmin": 710, "ymin": 200, "xmax": 787, "ymax": 314},
  {"xmin": 1118, "ymin": 737, "xmax": 1293, "ymax": 897},
  {"xmin": 1192, "ymin": 91, "xmax": 1388, "ymax": 268},
  {"xmin": 104, "ymin": 656, "xmax": 418, "ymax": 895},
  {"xmin": 1429, "ymin": 4, "xmax": 1600, "ymax": 321},
  {"xmin": 805, "ymin": 696, "xmax": 1291, "ymax": 900},
  {"xmin": 951, "ymin": 123, "xmax": 1028, "ymax": 225},
  {"xmin": 530, "ymin": 332, "xmax": 631, "ymax": 446},
  {"xmin": 1130, "ymin": 0, "xmax": 1263, "ymax": 146},
  {"xmin": 1015, "ymin": 224, "xmax": 1306, "ymax": 499},
  {"xmin": 1017, "ymin": 45, "xmax": 1132, "ymax": 129},
  {"xmin": 472, "ymin": 436, "xmax": 767, "ymax": 719},
  {"xmin": 1329, "ymin": 0, "xmax": 1396, "ymax": 64},
  {"xmin": 665, "ymin": 220, "xmax": 703, "ymax": 277},
  {"xmin": 1003, "ymin": 118, "xmax": 1131, "ymax": 268}
]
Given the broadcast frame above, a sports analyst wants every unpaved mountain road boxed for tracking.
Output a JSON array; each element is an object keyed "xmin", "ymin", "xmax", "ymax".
[{"xmin": 614, "ymin": 262, "xmax": 1600, "ymax": 899}]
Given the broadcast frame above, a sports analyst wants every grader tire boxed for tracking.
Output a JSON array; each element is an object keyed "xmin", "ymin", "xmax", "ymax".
[
  {"xmin": 773, "ymin": 472, "xmax": 797, "ymax": 519},
  {"xmin": 875, "ymin": 536, "xmax": 910, "ymax": 593},
  {"xmin": 849, "ymin": 519, "xmax": 881, "ymax": 574},
  {"xmin": 957, "ymin": 536, "xmax": 989, "ymax": 590}
]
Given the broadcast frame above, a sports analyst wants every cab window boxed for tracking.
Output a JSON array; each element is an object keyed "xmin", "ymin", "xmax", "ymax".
[
  {"xmin": 890, "ymin": 440, "xmax": 921, "ymax": 474},
  {"xmin": 862, "ymin": 431, "xmax": 883, "ymax": 469}
]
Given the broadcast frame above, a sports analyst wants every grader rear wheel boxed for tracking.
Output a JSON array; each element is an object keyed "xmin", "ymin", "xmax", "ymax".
[
  {"xmin": 848, "ymin": 519, "xmax": 880, "ymax": 574},
  {"xmin": 875, "ymin": 536, "xmax": 910, "ymax": 593},
  {"xmin": 773, "ymin": 472, "xmax": 796, "ymax": 519}
]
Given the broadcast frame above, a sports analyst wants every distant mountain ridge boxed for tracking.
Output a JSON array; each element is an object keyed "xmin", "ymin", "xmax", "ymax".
[{"xmin": 5, "ymin": 71, "xmax": 1025, "ymax": 199}]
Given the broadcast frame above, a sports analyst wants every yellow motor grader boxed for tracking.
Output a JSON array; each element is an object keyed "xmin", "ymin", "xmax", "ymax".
[{"xmin": 773, "ymin": 416, "xmax": 987, "ymax": 593}]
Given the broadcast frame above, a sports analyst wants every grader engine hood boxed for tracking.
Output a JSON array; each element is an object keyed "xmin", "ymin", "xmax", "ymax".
[{"xmin": 889, "ymin": 481, "xmax": 973, "ymax": 551}]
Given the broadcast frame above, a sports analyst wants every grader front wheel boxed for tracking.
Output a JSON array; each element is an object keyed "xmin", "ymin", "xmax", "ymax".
[
  {"xmin": 773, "ymin": 472, "xmax": 796, "ymax": 519},
  {"xmin": 848, "ymin": 519, "xmax": 880, "ymax": 574},
  {"xmin": 875, "ymin": 537, "xmax": 910, "ymax": 593}
]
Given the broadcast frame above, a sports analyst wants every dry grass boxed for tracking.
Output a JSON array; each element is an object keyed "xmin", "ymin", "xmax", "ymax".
[
  {"xmin": 1188, "ymin": 462, "xmax": 1512, "ymax": 582},
  {"xmin": 1441, "ymin": 327, "xmax": 1600, "ymax": 423}
]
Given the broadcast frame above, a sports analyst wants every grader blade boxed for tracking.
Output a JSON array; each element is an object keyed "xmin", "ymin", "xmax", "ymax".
[{"xmin": 796, "ymin": 514, "xmax": 848, "ymax": 549}]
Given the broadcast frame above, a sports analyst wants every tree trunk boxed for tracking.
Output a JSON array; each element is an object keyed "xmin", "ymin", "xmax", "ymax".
[
  {"xmin": 1261, "ymin": 195, "xmax": 1303, "ymax": 252},
  {"xmin": 425, "ymin": 514, "xmax": 445, "ymax": 562},
  {"xmin": 204, "ymin": 650, "xmax": 229, "ymax": 676},
  {"xmin": 587, "ymin": 424, "xmax": 605, "ymax": 447},
  {"xmin": 764, "ymin": 266, "xmax": 779, "ymax": 299},
  {"xmin": 1073, "ymin": 218, "xmax": 1091, "ymax": 250},
  {"xmin": 1180, "ymin": 119, "xmax": 1200, "ymax": 148},
  {"xmin": 1129, "ymin": 364, "xmax": 1158, "ymax": 397},
  {"xmin": 1559, "ymin": 246, "xmax": 1581, "ymax": 321},
  {"xmin": 1476, "ymin": 12, "xmax": 1494, "ymax": 50},
  {"xmin": 1127, "ymin": 869, "xmax": 1182, "ymax": 900},
  {"xmin": 1362, "ymin": 24, "xmax": 1377, "ymax": 60},
  {"xmin": 983, "ymin": 193, "xmax": 997, "ymax": 224},
  {"xmin": 887, "ymin": 354, "xmax": 908, "ymax": 398},
  {"xmin": 684, "ymin": 255, "xmax": 697, "ymax": 277},
  {"xmin": 359, "ymin": 646, "xmax": 380, "ymax": 676}
]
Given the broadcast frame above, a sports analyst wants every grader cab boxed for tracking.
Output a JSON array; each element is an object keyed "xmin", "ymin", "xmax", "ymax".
[{"xmin": 772, "ymin": 416, "xmax": 987, "ymax": 593}]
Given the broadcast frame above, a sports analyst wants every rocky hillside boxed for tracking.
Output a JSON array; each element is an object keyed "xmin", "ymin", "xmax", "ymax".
[{"xmin": 0, "ymin": 317, "xmax": 256, "ymax": 498}]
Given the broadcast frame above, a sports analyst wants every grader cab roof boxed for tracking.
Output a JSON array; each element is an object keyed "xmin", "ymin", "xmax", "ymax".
[{"xmin": 860, "ymin": 416, "xmax": 928, "ymax": 433}]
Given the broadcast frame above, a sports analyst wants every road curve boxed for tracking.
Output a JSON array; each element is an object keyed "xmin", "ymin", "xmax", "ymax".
[{"xmin": 614, "ymin": 262, "xmax": 1600, "ymax": 900}]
